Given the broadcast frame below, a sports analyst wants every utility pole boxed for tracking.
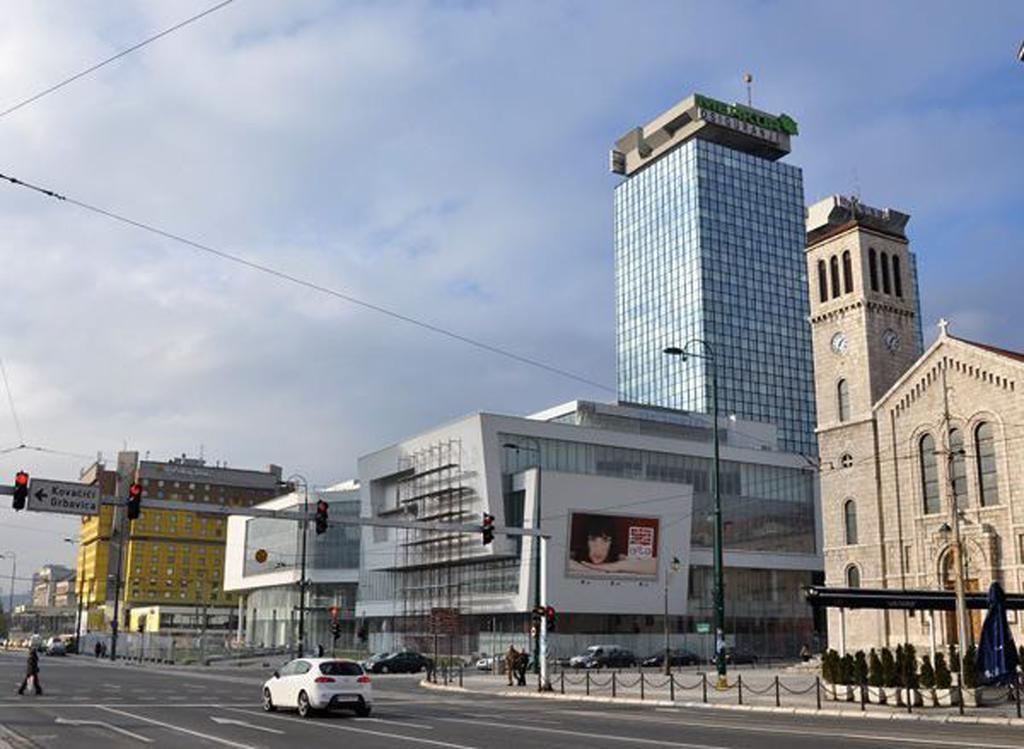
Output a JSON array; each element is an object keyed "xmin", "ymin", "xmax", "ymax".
[
  {"xmin": 940, "ymin": 361, "xmax": 970, "ymax": 672},
  {"xmin": 109, "ymin": 451, "xmax": 138, "ymax": 661},
  {"xmin": 289, "ymin": 474, "xmax": 309, "ymax": 660}
]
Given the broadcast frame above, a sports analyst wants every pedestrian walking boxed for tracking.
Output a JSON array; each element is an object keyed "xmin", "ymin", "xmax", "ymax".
[
  {"xmin": 317, "ymin": 643, "xmax": 325, "ymax": 657},
  {"xmin": 504, "ymin": 646, "xmax": 519, "ymax": 686},
  {"xmin": 514, "ymin": 651, "xmax": 529, "ymax": 686},
  {"xmin": 17, "ymin": 649, "xmax": 42, "ymax": 695},
  {"xmin": 94, "ymin": 641, "xmax": 102, "ymax": 658}
]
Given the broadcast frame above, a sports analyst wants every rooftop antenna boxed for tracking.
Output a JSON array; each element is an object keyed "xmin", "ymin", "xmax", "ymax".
[
  {"xmin": 199, "ymin": 443, "xmax": 205, "ymax": 461},
  {"xmin": 743, "ymin": 72, "xmax": 753, "ymax": 106}
]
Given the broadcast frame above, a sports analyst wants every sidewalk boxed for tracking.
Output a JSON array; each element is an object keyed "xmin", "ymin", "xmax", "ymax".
[{"xmin": 421, "ymin": 668, "xmax": 1024, "ymax": 726}]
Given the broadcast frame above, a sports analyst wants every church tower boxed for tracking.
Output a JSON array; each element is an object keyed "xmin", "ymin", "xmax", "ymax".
[{"xmin": 804, "ymin": 195, "xmax": 923, "ymax": 645}]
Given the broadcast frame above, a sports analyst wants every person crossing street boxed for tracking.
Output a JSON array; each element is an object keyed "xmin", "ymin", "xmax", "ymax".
[{"xmin": 17, "ymin": 648, "xmax": 42, "ymax": 696}]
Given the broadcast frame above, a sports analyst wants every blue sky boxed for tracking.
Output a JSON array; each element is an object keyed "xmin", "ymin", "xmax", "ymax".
[{"xmin": 0, "ymin": 0, "xmax": 1021, "ymax": 576}]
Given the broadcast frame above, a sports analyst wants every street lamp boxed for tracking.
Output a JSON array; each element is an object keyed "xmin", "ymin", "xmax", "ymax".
[
  {"xmin": 664, "ymin": 341, "xmax": 727, "ymax": 688},
  {"xmin": 663, "ymin": 556, "xmax": 681, "ymax": 675},
  {"xmin": 64, "ymin": 537, "xmax": 85, "ymax": 651},
  {"xmin": 288, "ymin": 473, "xmax": 309, "ymax": 660},
  {"xmin": 502, "ymin": 440, "xmax": 547, "ymax": 688}
]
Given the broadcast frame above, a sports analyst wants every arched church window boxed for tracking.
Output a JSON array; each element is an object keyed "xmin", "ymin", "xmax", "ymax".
[
  {"xmin": 830, "ymin": 255, "xmax": 841, "ymax": 299},
  {"xmin": 869, "ymin": 248, "xmax": 879, "ymax": 292},
  {"xmin": 919, "ymin": 434, "xmax": 940, "ymax": 514},
  {"xmin": 975, "ymin": 422, "xmax": 999, "ymax": 506},
  {"xmin": 881, "ymin": 252, "xmax": 892, "ymax": 294},
  {"xmin": 817, "ymin": 259, "xmax": 828, "ymax": 303},
  {"xmin": 844, "ymin": 499, "xmax": 858, "ymax": 545},
  {"xmin": 837, "ymin": 379, "xmax": 850, "ymax": 422},
  {"xmin": 842, "ymin": 250, "xmax": 853, "ymax": 294},
  {"xmin": 892, "ymin": 255, "xmax": 903, "ymax": 297}
]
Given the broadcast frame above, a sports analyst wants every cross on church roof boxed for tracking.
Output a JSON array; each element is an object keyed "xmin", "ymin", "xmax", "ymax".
[{"xmin": 938, "ymin": 318, "xmax": 950, "ymax": 337}]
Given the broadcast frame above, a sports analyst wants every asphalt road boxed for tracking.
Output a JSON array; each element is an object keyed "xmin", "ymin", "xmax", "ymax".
[{"xmin": 0, "ymin": 651, "xmax": 1018, "ymax": 748}]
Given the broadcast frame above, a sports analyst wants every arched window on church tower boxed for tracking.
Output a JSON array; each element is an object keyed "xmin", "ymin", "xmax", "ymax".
[
  {"xmin": 830, "ymin": 255, "xmax": 841, "ymax": 299},
  {"xmin": 869, "ymin": 248, "xmax": 879, "ymax": 292},
  {"xmin": 919, "ymin": 434, "xmax": 940, "ymax": 514},
  {"xmin": 844, "ymin": 499, "xmax": 858, "ymax": 545},
  {"xmin": 949, "ymin": 428, "xmax": 969, "ymax": 508},
  {"xmin": 892, "ymin": 255, "xmax": 903, "ymax": 298},
  {"xmin": 846, "ymin": 565, "xmax": 861, "ymax": 588},
  {"xmin": 842, "ymin": 250, "xmax": 853, "ymax": 294},
  {"xmin": 837, "ymin": 379, "xmax": 850, "ymax": 422},
  {"xmin": 817, "ymin": 259, "xmax": 828, "ymax": 303},
  {"xmin": 881, "ymin": 251, "xmax": 892, "ymax": 294}
]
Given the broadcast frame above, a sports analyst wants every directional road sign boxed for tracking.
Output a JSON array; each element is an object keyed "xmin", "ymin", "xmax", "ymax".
[{"xmin": 26, "ymin": 478, "xmax": 100, "ymax": 516}]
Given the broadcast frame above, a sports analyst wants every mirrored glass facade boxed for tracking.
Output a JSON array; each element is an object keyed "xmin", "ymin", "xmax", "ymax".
[{"xmin": 615, "ymin": 138, "xmax": 817, "ymax": 456}]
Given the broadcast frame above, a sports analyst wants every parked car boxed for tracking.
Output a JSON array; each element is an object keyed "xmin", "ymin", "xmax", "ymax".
[
  {"xmin": 366, "ymin": 650, "xmax": 433, "ymax": 674},
  {"xmin": 45, "ymin": 638, "xmax": 66, "ymax": 656},
  {"xmin": 362, "ymin": 652, "xmax": 391, "ymax": 670},
  {"xmin": 263, "ymin": 658, "xmax": 371, "ymax": 718},
  {"xmin": 569, "ymin": 645, "xmax": 616, "ymax": 668},
  {"xmin": 475, "ymin": 655, "xmax": 496, "ymax": 671},
  {"xmin": 724, "ymin": 648, "xmax": 759, "ymax": 666},
  {"xmin": 640, "ymin": 649, "xmax": 700, "ymax": 668},
  {"xmin": 575, "ymin": 645, "xmax": 637, "ymax": 669}
]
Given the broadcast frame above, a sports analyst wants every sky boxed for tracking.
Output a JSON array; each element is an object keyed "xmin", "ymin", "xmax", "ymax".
[{"xmin": 0, "ymin": 0, "xmax": 1022, "ymax": 591}]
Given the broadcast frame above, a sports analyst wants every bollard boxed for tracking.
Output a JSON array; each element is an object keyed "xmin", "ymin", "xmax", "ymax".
[
  {"xmin": 702, "ymin": 671, "xmax": 708, "ymax": 703},
  {"xmin": 586, "ymin": 671, "xmax": 591, "ymax": 696},
  {"xmin": 640, "ymin": 671, "xmax": 645, "ymax": 701},
  {"xmin": 906, "ymin": 686, "xmax": 912, "ymax": 715},
  {"xmin": 670, "ymin": 673, "xmax": 675, "ymax": 702},
  {"xmin": 560, "ymin": 670, "xmax": 565, "ymax": 695},
  {"xmin": 612, "ymin": 671, "xmax": 617, "ymax": 698},
  {"xmin": 815, "ymin": 676, "xmax": 822, "ymax": 711},
  {"xmin": 775, "ymin": 675, "xmax": 780, "ymax": 708},
  {"xmin": 459, "ymin": 666, "xmax": 463, "ymax": 688},
  {"xmin": 737, "ymin": 674, "xmax": 743, "ymax": 705},
  {"xmin": 860, "ymin": 680, "xmax": 866, "ymax": 712},
  {"xmin": 1017, "ymin": 673, "xmax": 1022, "ymax": 720},
  {"xmin": 956, "ymin": 671, "xmax": 964, "ymax": 716}
]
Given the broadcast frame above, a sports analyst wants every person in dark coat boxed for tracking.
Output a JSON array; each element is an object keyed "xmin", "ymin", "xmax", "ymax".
[
  {"xmin": 17, "ymin": 649, "xmax": 42, "ymax": 695},
  {"xmin": 514, "ymin": 651, "xmax": 529, "ymax": 686},
  {"xmin": 94, "ymin": 641, "xmax": 103, "ymax": 658}
]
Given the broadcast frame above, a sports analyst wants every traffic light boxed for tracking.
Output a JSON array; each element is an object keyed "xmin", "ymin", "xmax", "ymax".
[
  {"xmin": 481, "ymin": 513, "xmax": 495, "ymax": 545},
  {"xmin": 315, "ymin": 500, "xmax": 329, "ymax": 535},
  {"xmin": 12, "ymin": 471, "xmax": 29, "ymax": 511},
  {"xmin": 545, "ymin": 605, "xmax": 557, "ymax": 632},
  {"xmin": 126, "ymin": 482, "xmax": 143, "ymax": 521}
]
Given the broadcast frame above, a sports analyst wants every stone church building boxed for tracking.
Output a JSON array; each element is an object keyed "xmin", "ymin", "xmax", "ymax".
[{"xmin": 806, "ymin": 195, "xmax": 1023, "ymax": 653}]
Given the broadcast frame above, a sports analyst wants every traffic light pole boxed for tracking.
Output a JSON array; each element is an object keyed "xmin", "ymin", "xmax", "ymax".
[
  {"xmin": 539, "ymin": 534, "xmax": 549, "ymax": 692},
  {"xmin": 290, "ymin": 474, "xmax": 309, "ymax": 660}
]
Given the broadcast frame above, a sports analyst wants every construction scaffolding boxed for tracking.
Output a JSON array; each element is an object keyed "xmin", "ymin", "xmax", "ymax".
[{"xmin": 391, "ymin": 439, "xmax": 473, "ymax": 662}]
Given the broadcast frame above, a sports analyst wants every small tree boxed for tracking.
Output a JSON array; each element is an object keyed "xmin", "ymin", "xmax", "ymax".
[
  {"xmin": 1018, "ymin": 644, "xmax": 1024, "ymax": 671},
  {"xmin": 840, "ymin": 653, "xmax": 855, "ymax": 685},
  {"xmin": 934, "ymin": 652, "xmax": 952, "ymax": 689},
  {"xmin": 962, "ymin": 645, "xmax": 978, "ymax": 689},
  {"xmin": 880, "ymin": 647, "xmax": 897, "ymax": 688},
  {"xmin": 894, "ymin": 645, "xmax": 906, "ymax": 688},
  {"xmin": 822, "ymin": 649, "xmax": 837, "ymax": 683},
  {"xmin": 919, "ymin": 654, "xmax": 935, "ymax": 690},
  {"xmin": 853, "ymin": 650, "xmax": 868, "ymax": 686},
  {"xmin": 949, "ymin": 644, "xmax": 960, "ymax": 672},
  {"xmin": 868, "ymin": 649, "xmax": 884, "ymax": 688},
  {"xmin": 903, "ymin": 644, "xmax": 919, "ymax": 689}
]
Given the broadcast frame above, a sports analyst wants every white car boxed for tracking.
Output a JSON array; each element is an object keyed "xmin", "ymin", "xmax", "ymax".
[{"xmin": 262, "ymin": 658, "xmax": 372, "ymax": 718}]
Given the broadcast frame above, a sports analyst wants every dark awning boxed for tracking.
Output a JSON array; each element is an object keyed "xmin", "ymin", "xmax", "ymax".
[{"xmin": 804, "ymin": 586, "xmax": 1024, "ymax": 611}]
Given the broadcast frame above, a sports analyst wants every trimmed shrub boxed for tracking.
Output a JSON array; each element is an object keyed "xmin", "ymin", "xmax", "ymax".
[
  {"xmin": 963, "ymin": 645, "xmax": 978, "ymax": 689},
  {"xmin": 880, "ymin": 647, "xmax": 897, "ymax": 688},
  {"xmin": 840, "ymin": 653, "xmax": 855, "ymax": 686},
  {"xmin": 934, "ymin": 653, "xmax": 952, "ymax": 689},
  {"xmin": 868, "ymin": 649, "xmax": 884, "ymax": 688},
  {"xmin": 853, "ymin": 651, "xmax": 868, "ymax": 686},
  {"xmin": 919, "ymin": 654, "xmax": 935, "ymax": 690},
  {"xmin": 822, "ymin": 649, "xmax": 838, "ymax": 683},
  {"xmin": 903, "ymin": 644, "xmax": 919, "ymax": 689},
  {"xmin": 895, "ymin": 645, "xmax": 906, "ymax": 688}
]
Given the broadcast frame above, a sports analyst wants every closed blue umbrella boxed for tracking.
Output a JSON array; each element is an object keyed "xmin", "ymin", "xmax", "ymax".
[{"xmin": 977, "ymin": 581, "xmax": 1019, "ymax": 686}]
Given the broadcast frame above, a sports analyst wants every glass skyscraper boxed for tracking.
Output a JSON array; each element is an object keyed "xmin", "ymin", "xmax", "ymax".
[{"xmin": 612, "ymin": 93, "xmax": 817, "ymax": 456}]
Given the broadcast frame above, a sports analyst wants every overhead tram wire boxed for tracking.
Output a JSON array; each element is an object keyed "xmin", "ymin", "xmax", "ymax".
[
  {"xmin": 0, "ymin": 0, "xmax": 239, "ymax": 120},
  {"xmin": 0, "ymin": 359, "xmax": 25, "ymax": 446},
  {"xmin": 0, "ymin": 171, "xmax": 615, "ymax": 395}
]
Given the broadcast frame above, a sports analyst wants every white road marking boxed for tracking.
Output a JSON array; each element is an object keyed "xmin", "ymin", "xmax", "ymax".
[
  {"xmin": 436, "ymin": 717, "xmax": 732, "ymax": 749},
  {"xmin": 362, "ymin": 716, "xmax": 434, "ymax": 729},
  {"xmin": 223, "ymin": 706, "xmax": 481, "ymax": 749},
  {"xmin": 563, "ymin": 708, "xmax": 1024, "ymax": 749},
  {"xmin": 98, "ymin": 707, "xmax": 257, "ymax": 749},
  {"xmin": 55, "ymin": 716, "xmax": 154, "ymax": 743},
  {"xmin": 210, "ymin": 716, "xmax": 284, "ymax": 734}
]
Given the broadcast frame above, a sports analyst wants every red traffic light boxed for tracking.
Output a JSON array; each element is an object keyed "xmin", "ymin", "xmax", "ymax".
[
  {"xmin": 12, "ymin": 471, "xmax": 29, "ymax": 511},
  {"xmin": 329, "ymin": 606, "xmax": 339, "ymax": 620},
  {"xmin": 128, "ymin": 483, "xmax": 142, "ymax": 500},
  {"xmin": 14, "ymin": 471, "xmax": 29, "ymax": 487}
]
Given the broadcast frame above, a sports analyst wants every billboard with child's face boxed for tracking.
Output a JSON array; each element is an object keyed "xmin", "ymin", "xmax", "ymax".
[{"xmin": 566, "ymin": 511, "xmax": 659, "ymax": 580}]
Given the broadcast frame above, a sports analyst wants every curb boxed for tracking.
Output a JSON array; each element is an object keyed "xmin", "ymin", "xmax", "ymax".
[{"xmin": 419, "ymin": 681, "xmax": 1024, "ymax": 726}]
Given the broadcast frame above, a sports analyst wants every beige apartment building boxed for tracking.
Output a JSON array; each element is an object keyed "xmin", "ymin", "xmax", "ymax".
[{"xmin": 806, "ymin": 195, "xmax": 1024, "ymax": 653}]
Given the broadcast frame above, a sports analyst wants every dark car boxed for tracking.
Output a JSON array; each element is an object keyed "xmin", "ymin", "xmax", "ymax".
[
  {"xmin": 581, "ymin": 647, "xmax": 637, "ymax": 669},
  {"xmin": 641, "ymin": 649, "xmax": 701, "ymax": 668},
  {"xmin": 366, "ymin": 650, "xmax": 433, "ymax": 674},
  {"xmin": 724, "ymin": 647, "xmax": 759, "ymax": 666}
]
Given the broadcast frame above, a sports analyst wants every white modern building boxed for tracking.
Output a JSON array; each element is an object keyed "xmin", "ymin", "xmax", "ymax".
[
  {"xmin": 357, "ymin": 400, "xmax": 822, "ymax": 659},
  {"xmin": 224, "ymin": 481, "xmax": 361, "ymax": 651}
]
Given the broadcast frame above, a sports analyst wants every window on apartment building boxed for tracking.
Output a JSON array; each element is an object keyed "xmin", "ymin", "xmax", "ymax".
[
  {"xmin": 975, "ymin": 422, "xmax": 999, "ymax": 506},
  {"xmin": 920, "ymin": 434, "xmax": 941, "ymax": 514}
]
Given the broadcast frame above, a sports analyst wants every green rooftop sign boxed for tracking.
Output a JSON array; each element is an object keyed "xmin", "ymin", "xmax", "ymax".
[{"xmin": 695, "ymin": 94, "xmax": 799, "ymax": 136}]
